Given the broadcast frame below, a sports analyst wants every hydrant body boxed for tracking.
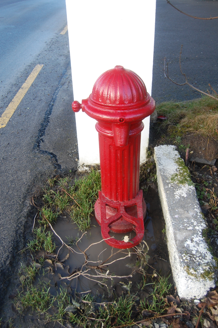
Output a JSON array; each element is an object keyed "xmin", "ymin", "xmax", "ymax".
[
  {"xmin": 94, "ymin": 120, "xmax": 145, "ymax": 234},
  {"xmin": 72, "ymin": 66, "xmax": 155, "ymax": 249}
]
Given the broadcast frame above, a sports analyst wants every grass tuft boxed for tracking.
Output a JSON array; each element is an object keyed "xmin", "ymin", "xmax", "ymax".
[
  {"xmin": 16, "ymin": 285, "xmax": 53, "ymax": 313},
  {"xmin": 69, "ymin": 169, "xmax": 101, "ymax": 231},
  {"xmin": 27, "ymin": 227, "xmax": 56, "ymax": 253},
  {"xmin": 140, "ymin": 275, "xmax": 172, "ymax": 314}
]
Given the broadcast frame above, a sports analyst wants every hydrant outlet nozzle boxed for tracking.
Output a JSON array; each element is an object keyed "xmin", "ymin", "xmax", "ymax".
[{"xmin": 72, "ymin": 101, "xmax": 82, "ymax": 112}]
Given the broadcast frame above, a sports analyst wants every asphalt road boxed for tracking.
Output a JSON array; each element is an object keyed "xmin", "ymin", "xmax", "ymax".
[
  {"xmin": 0, "ymin": 0, "xmax": 66, "ymax": 103},
  {"xmin": 152, "ymin": 0, "xmax": 218, "ymax": 104},
  {"xmin": 0, "ymin": 0, "xmax": 78, "ymax": 306}
]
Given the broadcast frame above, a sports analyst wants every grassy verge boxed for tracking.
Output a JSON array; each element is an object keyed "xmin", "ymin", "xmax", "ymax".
[
  {"xmin": 156, "ymin": 96, "xmax": 218, "ymax": 138},
  {"xmin": 38, "ymin": 168, "xmax": 101, "ymax": 231}
]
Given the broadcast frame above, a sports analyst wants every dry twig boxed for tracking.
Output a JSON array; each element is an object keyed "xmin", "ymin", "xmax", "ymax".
[
  {"xmin": 195, "ymin": 303, "xmax": 206, "ymax": 328},
  {"xmin": 167, "ymin": 0, "xmax": 218, "ymax": 20},
  {"xmin": 164, "ymin": 45, "xmax": 218, "ymax": 101},
  {"xmin": 43, "ymin": 216, "xmax": 83, "ymax": 257},
  {"xmin": 114, "ymin": 312, "xmax": 186, "ymax": 328},
  {"xmin": 32, "ymin": 212, "xmax": 38, "ymax": 232},
  {"xmin": 41, "ymin": 216, "xmax": 141, "ymax": 287},
  {"xmin": 209, "ymin": 84, "xmax": 218, "ymax": 97},
  {"xmin": 61, "ymin": 188, "xmax": 82, "ymax": 209}
]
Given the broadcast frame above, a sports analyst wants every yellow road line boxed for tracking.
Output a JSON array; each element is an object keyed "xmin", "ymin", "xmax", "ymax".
[
  {"xmin": 0, "ymin": 64, "xmax": 43, "ymax": 129},
  {"xmin": 60, "ymin": 25, "xmax": 68, "ymax": 35}
]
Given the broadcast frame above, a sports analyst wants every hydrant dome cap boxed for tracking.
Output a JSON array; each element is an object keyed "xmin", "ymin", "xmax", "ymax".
[{"xmin": 90, "ymin": 66, "xmax": 149, "ymax": 109}]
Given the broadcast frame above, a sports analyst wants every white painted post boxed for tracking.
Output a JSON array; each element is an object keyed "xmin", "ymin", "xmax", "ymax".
[{"xmin": 65, "ymin": 0, "xmax": 156, "ymax": 166}]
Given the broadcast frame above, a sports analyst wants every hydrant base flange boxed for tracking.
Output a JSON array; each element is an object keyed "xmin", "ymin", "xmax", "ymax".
[
  {"xmin": 95, "ymin": 196, "xmax": 146, "ymax": 233},
  {"xmin": 95, "ymin": 190, "xmax": 146, "ymax": 249}
]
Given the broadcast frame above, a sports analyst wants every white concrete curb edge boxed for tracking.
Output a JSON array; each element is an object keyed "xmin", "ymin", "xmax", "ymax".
[{"xmin": 154, "ymin": 145, "xmax": 215, "ymax": 300}]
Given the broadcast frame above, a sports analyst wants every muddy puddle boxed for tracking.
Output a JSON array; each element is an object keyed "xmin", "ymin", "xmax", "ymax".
[
  {"xmin": 0, "ymin": 185, "xmax": 173, "ymax": 328},
  {"xmin": 36, "ymin": 187, "xmax": 172, "ymax": 301}
]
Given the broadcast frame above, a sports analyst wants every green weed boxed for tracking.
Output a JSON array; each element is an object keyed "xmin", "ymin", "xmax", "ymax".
[
  {"xmin": 196, "ymin": 184, "xmax": 206, "ymax": 204},
  {"xmin": 43, "ymin": 191, "xmax": 54, "ymax": 206},
  {"xmin": 15, "ymin": 272, "xmax": 73, "ymax": 324},
  {"xmin": 137, "ymin": 275, "xmax": 152, "ymax": 290},
  {"xmin": 54, "ymin": 288, "xmax": 72, "ymax": 322},
  {"xmin": 162, "ymin": 228, "xmax": 167, "ymax": 242},
  {"xmin": 140, "ymin": 156, "xmax": 157, "ymax": 192},
  {"xmin": 39, "ymin": 169, "xmax": 101, "ymax": 231},
  {"xmin": 19, "ymin": 263, "xmax": 40, "ymax": 288},
  {"xmin": 47, "ymin": 176, "xmax": 59, "ymax": 187},
  {"xmin": 27, "ymin": 227, "xmax": 56, "ymax": 253},
  {"xmin": 54, "ymin": 191, "xmax": 69, "ymax": 211},
  {"xmin": 140, "ymin": 275, "xmax": 172, "ymax": 314},
  {"xmin": 40, "ymin": 206, "xmax": 58, "ymax": 225},
  {"xmin": 195, "ymin": 182, "xmax": 218, "ymax": 212},
  {"xmin": 17, "ymin": 284, "xmax": 53, "ymax": 313},
  {"xmin": 0, "ymin": 317, "xmax": 14, "ymax": 328},
  {"xmin": 57, "ymin": 176, "xmax": 70, "ymax": 189},
  {"xmin": 7, "ymin": 318, "xmax": 14, "ymax": 328},
  {"xmin": 175, "ymin": 136, "xmax": 190, "ymax": 151},
  {"xmin": 98, "ymin": 294, "xmax": 135, "ymax": 327},
  {"xmin": 70, "ymin": 294, "xmax": 136, "ymax": 328},
  {"xmin": 70, "ymin": 169, "xmax": 101, "ymax": 231}
]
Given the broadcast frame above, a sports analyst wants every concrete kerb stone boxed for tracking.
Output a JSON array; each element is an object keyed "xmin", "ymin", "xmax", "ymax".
[{"xmin": 154, "ymin": 145, "xmax": 215, "ymax": 300}]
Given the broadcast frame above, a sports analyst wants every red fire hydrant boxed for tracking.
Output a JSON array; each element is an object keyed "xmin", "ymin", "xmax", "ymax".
[{"xmin": 72, "ymin": 66, "xmax": 155, "ymax": 249}]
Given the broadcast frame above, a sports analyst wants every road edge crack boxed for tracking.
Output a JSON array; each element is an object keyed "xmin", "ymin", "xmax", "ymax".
[{"xmin": 33, "ymin": 61, "xmax": 71, "ymax": 171}]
